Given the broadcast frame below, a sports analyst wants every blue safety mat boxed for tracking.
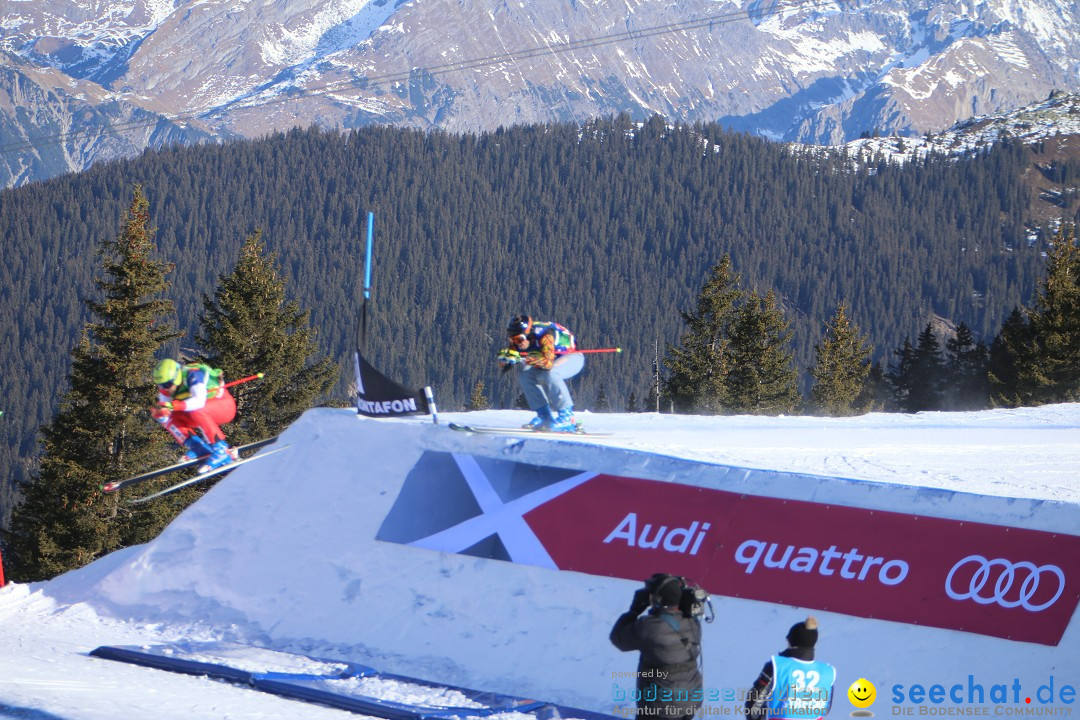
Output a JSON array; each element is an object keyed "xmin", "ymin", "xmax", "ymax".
[{"xmin": 90, "ymin": 641, "xmax": 615, "ymax": 720}]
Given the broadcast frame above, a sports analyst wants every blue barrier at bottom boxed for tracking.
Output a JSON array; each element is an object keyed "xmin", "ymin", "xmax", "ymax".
[{"xmin": 89, "ymin": 642, "xmax": 615, "ymax": 720}]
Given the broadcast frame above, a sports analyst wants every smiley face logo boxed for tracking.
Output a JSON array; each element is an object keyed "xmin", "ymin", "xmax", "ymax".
[{"xmin": 848, "ymin": 678, "xmax": 877, "ymax": 709}]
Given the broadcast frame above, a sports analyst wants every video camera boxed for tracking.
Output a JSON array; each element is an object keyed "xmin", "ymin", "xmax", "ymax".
[{"xmin": 645, "ymin": 573, "xmax": 715, "ymax": 623}]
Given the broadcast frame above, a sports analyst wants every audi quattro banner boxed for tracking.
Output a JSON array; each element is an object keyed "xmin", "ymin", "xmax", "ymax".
[
  {"xmin": 526, "ymin": 473, "xmax": 1080, "ymax": 645},
  {"xmin": 378, "ymin": 452, "xmax": 1080, "ymax": 646}
]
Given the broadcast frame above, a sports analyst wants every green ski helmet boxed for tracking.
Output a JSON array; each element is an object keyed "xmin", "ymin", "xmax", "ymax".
[{"xmin": 153, "ymin": 358, "xmax": 183, "ymax": 387}]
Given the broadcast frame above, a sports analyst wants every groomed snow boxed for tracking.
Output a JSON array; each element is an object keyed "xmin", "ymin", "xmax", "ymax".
[{"xmin": 0, "ymin": 404, "xmax": 1077, "ymax": 719}]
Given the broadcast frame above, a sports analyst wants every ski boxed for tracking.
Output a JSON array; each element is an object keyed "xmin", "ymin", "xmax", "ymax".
[
  {"xmin": 127, "ymin": 446, "xmax": 289, "ymax": 504},
  {"xmin": 102, "ymin": 437, "xmax": 279, "ymax": 493},
  {"xmin": 447, "ymin": 422, "xmax": 612, "ymax": 437}
]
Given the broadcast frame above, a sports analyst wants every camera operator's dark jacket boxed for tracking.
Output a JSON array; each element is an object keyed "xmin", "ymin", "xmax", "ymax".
[{"xmin": 610, "ymin": 607, "xmax": 704, "ymax": 718}]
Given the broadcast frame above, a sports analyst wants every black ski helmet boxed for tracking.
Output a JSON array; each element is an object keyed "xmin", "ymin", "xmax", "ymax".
[
  {"xmin": 507, "ymin": 315, "xmax": 532, "ymax": 336},
  {"xmin": 646, "ymin": 573, "xmax": 685, "ymax": 608}
]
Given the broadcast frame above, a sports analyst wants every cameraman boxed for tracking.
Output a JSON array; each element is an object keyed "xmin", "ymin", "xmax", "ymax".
[{"xmin": 610, "ymin": 574, "xmax": 704, "ymax": 720}]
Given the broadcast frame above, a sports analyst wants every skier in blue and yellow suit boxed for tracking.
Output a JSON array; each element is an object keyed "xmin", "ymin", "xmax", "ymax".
[
  {"xmin": 151, "ymin": 358, "xmax": 238, "ymax": 472},
  {"xmin": 498, "ymin": 315, "xmax": 579, "ymax": 431}
]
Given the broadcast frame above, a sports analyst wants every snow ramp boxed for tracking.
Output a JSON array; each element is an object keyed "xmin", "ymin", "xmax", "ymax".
[{"xmin": 67, "ymin": 408, "xmax": 1079, "ymax": 717}]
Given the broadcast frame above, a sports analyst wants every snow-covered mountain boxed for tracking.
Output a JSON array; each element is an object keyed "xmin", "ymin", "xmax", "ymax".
[
  {"xmin": 0, "ymin": 405, "xmax": 1077, "ymax": 719},
  {"xmin": 1, "ymin": 0, "xmax": 1078, "ymax": 187},
  {"xmin": 843, "ymin": 89, "xmax": 1080, "ymax": 161},
  {"xmin": 838, "ymin": 89, "xmax": 1080, "ymax": 226},
  {"xmin": 0, "ymin": 49, "xmax": 212, "ymax": 187}
]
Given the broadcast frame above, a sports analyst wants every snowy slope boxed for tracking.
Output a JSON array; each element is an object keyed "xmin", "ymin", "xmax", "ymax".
[{"xmin": 0, "ymin": 405, "xmax": 1077, "ymax": 720}]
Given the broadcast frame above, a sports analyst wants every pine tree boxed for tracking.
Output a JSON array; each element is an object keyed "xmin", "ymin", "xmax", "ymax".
[
  {"xmin": 856, "ymin": 361, "xmax": 890, "ymax": 412},
  {"xmin": 593, "ymin": 385, "xmax": 611, "ymax": 412},
  {"xmin": 809, "ymin": 302, "xmax": 873, "ymax": 416},
  {"xmin": 1027, "ymin": 228, "xmax": 1080, "ymax": 403},
  {"xmin": 467, "ymin": 380, "xmax": 490, "ymax": 410},
  {"xmin": 626, "ymin": 391, "xmax": 639, "ymax": 413},
  {"xmin": 988, "ymin": 308, "xmax": 1038, "ymax": 407},
  {"xmin": 3, "ymin": 187, "xmax": 181, "ymax": 581},
  {"xmin": 197, "ymin": 230, "xmax": 338, "ymax": 444},
  {"xmin": 723, "ymin": 290, "xmax": 801, "ymax": 414},
  {"xmin": 644, "ymin": 385, "xmax": 663, "ymax": 413},
  {"xmin": 886, "ymin": 338, "xmax": 917, "ymax": 412},
  {"xmin": 944, "ymin": 322, "xmax": 989, "ymax": 410},
  {"xmin": 664, "ymin": 256, "xmax": 744, "ymax": 413},
  {"xmin": 907, "ymin": 323, "xmax": 946, "ymax": 411}
]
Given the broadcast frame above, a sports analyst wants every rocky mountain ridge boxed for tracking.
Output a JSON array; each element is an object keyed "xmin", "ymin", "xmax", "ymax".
[{"xmin": 1, "ymin": 0, "xmax": 1078, "ymax": 187}]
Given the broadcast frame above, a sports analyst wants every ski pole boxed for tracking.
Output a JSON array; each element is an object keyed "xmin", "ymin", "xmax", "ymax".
[
  {"xmin": 566, "ymin": 348, "xmax": 623, "ymax": 354},
  {"xmin": 154, "ymin": 374, "xmax": 261, "ymax": 411},
  {"xmin": 222, "ymin": 373, "xmax": 265, "ymax": 389}
]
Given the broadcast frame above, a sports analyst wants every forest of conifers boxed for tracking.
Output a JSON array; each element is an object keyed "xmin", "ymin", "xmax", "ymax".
[{"xmin": 0, "ymin": 115, "xmax": 1070, "ymax": 526}]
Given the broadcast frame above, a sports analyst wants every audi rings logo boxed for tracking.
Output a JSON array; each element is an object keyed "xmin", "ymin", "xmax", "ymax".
[{"xmin": 945, "ymin": 555, "xmax": 1066, "ymax": 612}]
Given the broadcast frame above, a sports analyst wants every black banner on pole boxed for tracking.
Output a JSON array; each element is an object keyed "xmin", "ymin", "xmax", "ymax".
[{"xmin": 353, "ymin": 350, "xmax": 430, "ymax": 418}]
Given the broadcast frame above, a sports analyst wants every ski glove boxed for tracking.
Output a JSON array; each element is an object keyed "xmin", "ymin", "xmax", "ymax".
[
  {"xmin": 630, "ymin": 588, "xmax": 651, "ymax": 615},
  {"xmin": 497, "ymin": 348, "xmax": 522, "ymax": 366}
]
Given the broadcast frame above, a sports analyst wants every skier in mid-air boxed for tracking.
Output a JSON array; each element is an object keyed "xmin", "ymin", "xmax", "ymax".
[
  {"xmin": 498, "ymin": 315, "xmax": 579, "ymax": 432},
  {"xmin": 151, "ymin": 358, "xmax": 239, "ymax": 472}
]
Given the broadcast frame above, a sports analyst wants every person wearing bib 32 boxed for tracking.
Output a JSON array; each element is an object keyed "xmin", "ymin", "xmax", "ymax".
[
  {"xmin": 497, "ymin": 315, "xmax": 580, "ymax": 432},
  {"xmin": 151, "ymin": 358, "xmax": 238, "ymax": 473},
  {"xmin": 744, "ymin": 617, "xmax": 836, "ymax": 720}
]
